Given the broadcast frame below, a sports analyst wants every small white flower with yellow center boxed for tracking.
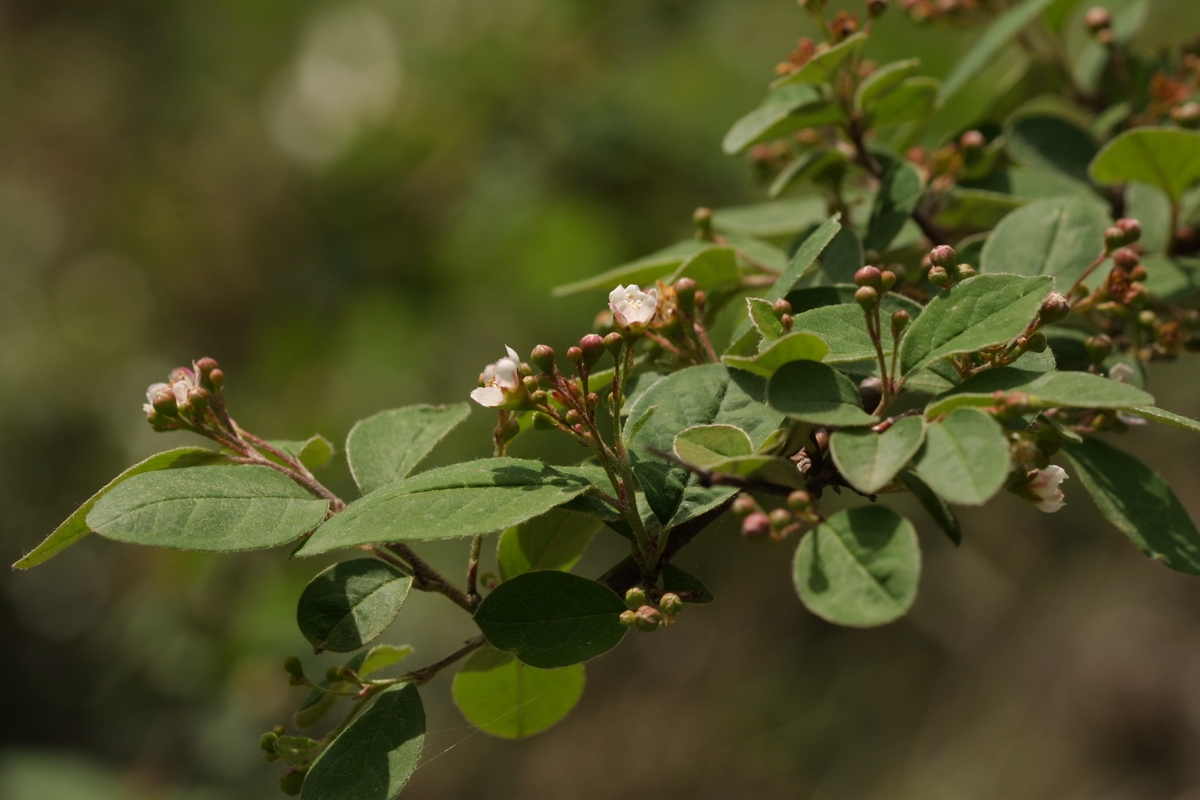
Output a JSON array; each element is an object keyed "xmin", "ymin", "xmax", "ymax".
[
  {"xmin": 1028, "ymin": 465, "xmax": 1068, "ymax": 513},
  {"xmin": 470, "ymin": 346, "xmax": 528, "ymax": 409},
  {"xmin": 609, "ymin": 284, "xmax": 658, "ymax": 334}
]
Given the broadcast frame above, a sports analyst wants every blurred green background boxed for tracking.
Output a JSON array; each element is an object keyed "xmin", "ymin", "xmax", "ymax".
[{"xmin": 6, "ymin": 0, "xmax": 1200, "ymax": 798}]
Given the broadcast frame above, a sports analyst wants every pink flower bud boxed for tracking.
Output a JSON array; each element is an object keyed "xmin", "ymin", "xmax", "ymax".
[{"xmin": 1027, "ymin": 466, "xmax": 1068, "ymax": 513}]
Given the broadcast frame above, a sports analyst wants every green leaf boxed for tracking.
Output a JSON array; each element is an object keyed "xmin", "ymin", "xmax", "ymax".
[
  {"xmin": 706, "ymin": 455, "xmax": 807, "ymax": 489},
  {"xmin": 829, "ymin": 416, "xmax": 926, "ymax": 494},
  {"xmin": 728, "ymin": 215, "xmax": 843, "ymax": 347},
  {"xmin": 769, "ymin": 149, "xmax": 850, "ymax": 198},
  {"xmin": 1006, "ymin": 115, "xmax": 1098, "ymax": 185},
  {"xmin": 711, "ymin": 195, "xmax": 829, "ymax": 239},
  {"xmin": 271, "ymin": 436, "xmax": 336, "ymax": 471},
  {"xmin": 474, "ymin": 571, "xmax": 627, "ymax": 668},
  {"xmin": 807, "ymin": 226, "xmax": 865, "ymax": 286},
  {"xmin": 722, "ymin": 332, "xmax": 830, "ymax": 378},
  {"xmin": 1090, "ymin": 127, "xmax": 1200, "ymax": 202},
  {"xmin": 868, "ymin": 77, "xmax": 940, "ymax": 129},
  {"xmin": 1122, "ymin": 405, "xmax": 1200, "ymax": 434},
  {"xmin": 788, "ymin": 303, "xmax": 894, "ymax": 365},
  {"xmin": 787, "ymin": 284, "xmax": 922, "ymax": 317},
  {"xmin": 670, "ymin": 246, "xmax": 740, "ymax": 290},
  {"xmin": 87, "ymin": 465, "xmax": 329, "ymax": 552},
  {"xmin": 899, "ymin": 470, "xmax": 962, "ymax": 545},
  {"xmin": 302, "ymin": 683, "xmax": 424, "ymax": 800},
  {"xmin": 627, "ymin": 364, "xmax": 785, "ymax": 527},
  {"xmin": 864, "ymin": 162, "xmax": 925, "ymax": 253},
  {"xmin": 771, "ymin": 33, "xmax": 867, "ymax": 88},
  {"xmin": 452, "ymin": 644, "xmax": 585, "ymax": 739},
  {"xmin": 722, "ymin": 86, "xmax": 844, "ymax": 155},
  {"xmin": 924, "ymin": 367, "xmax": 1153, "ymax": 417},
  {"xmin": 1063, "ymin": 437, "xmax": 1200, "ymax": 575},
  {"xmin": 767, "ymin": 361, "xmax": 877, "ymax": 427},
  {"xmin": 297, "ymin": 459, "xmax": 595, "ymax": 555},
  {"xmin": 940, "ymin": 0, "xmax": 1059, "ymax": 102},
  {"xmin": 674, "ymin": 424, "xmax": 754, "ymax": 468},
  {"xmin": 980, "ymin": 197, "xmax": 1109, "ymax": 286},
  {"xmin": 792, "ymin": 506, "xmax": 921, "ymax": 627},
  {"xmin": 661, "ymin": 562, "xmax": 714, "ymax": 603},
  {"xmin": 274, "ymin": 736, "xmax": 319, "ymax": 767},
  {"xmin": 912, "ymin": 408, "xmax": 1009, "ymax": 506},
  {"xmin": 497, "ymin": 509, "xmax": 602, "ymax": 581},
  {"xmin": 346, "ymin": 403, "xmax": 472, "ymax": 495},
  {"xmin": 14, "ymin": 447, "xmax": 226, "ymax": 569},
  {"xmin": 296, "ymin": 559, "xmax": 412, "ymax": 653},
  {"xmin": 899, "ymin": 274, "xmax": 1054, "ymax": 375},
  {"xmin": 747, "ymin": 297, "xmax": 785, "ymax": 343},
  {"xmin": 855, "ymin": 58, "xmax": 921, "ymax": 114},
  {"xmin": 1127, "ymin": 182, "xmax": 1173, "ymax": 254},
  {"xmin": 360, "ymin": 644, "xmax": 415, "ymax": 677},
  {"xmin": 552, "ymin": 239, "xmax": 708, "ymax": 296}
]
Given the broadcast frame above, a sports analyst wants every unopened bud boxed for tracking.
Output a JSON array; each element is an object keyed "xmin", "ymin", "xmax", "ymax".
[
  {"xmin": 787, "ymin": 489, "xmax": 812, "ymax": 513},
  {"xmin": 1138, "ymin": 309, "xmax": 1157, "ymax": 329},
  {"xmin": 1026, "ymin": 332, "xmax": 1048, "ymax": 353},
  {"xmin": 603, "ymin": 332, "xmax": 623, "ymax": 355},
  {"xmin": 955, "ymin": 263, "xmax": 976, "ymax": 280},
  {"xmin": 1085, "ymin": 6, "xmax": 1112, "ymax": 32},
  {"xmin": 326, "ymin": 666, "xmax": 357, "ymax": 684},
  {"xmin": 1085, "ymin": 334, "xmax": 1114, "ymax": 363},
  {"xmin": 880, "ymin": 270, "xmax": 898, "ymax": 292},
  {"xmin": 260, "ymin": 732, "xmax": 280, "ymax": 752},
  {"xmin": 279, "ymin": 768, "xmax": 306, "ymax": 797},
  {"xmin": 579, "ymin": 334, "xmax": 606, "ymax": 369},
  {"xmin": 1129, "ymin": 264, "xmax": 1148, "ymax": 282},
  {"xmin": 673, "ymin": 277, "xmax": 698, "ymax": 313},
  {"xmin": 867, "ymin": 0, "xmax": 887, "ymax": 17},
  {"xmin": 523, "ymin": 376, "xmax": 539, "ymax": 393},
  {"xmin": 564, "ymin": 409, "xmax": 582, "ymax": 426},
  {"xmin": 891, "ymin": 309, "xmax": 911, "ymax": 335},
  {"xmin": 929, "ymin": 245, "xmax": 958, "ymax": 269},
  {"xmin": 1038, "ymin": 292, "xmax": 1071, "ymax": 324},
  {"xmin": 858, "ymin": 377, "xmax": 883, "ymax": 413},
  {"xmin": 855, "ymin": 285, "xmax": 879, "ymax": 310},
  {"xmin": 186, "ymin": 386, "xmax": 209, "ymax": 414},
  {"xmin": 781, "ymin": 314, "xmax": 794, "ymax": 331},
  {"xmin": 854, "ymin": 266, "xmax": 883, "ymax": 289},
  {"xmin": 732, "ymin": 494, "xmax": 759, "ymax": 518},
  {"xmin": 283, "ymin": 655, "xmax": 305, "ymax": 678},
  {"xmin": 566, "ymin": 346, "xmax": 583, "ymax": 365},
  {"xmin": 625, "ymin": 587, "xmax": 647, "ymax": 607},
  {"xmin": 928, "ymin": 266, "xmax": 952, "ymax": 288},
  {"xmin": 152, "ymin": 388, "xmax": 178, "ymax": 416},
  {"xmin": 194, "ymin": 357, "xmax": 220, "ymax": 389},
  {"xmin": 619, "ymin": 610, "xmax": 638, "ymax": 627},
  {"xmin": 634, "ymin": 605, "xmax": 663, "ymax": 631},
  {"xmin": 530, "ymin": 345, "xmax": 556, "ymax": 374},
  {"xmin": 959, "ymin": 130, "xmax": 986, "ymax": 152},
  {"xmin": 206, "ymin": 368, "xmax": 224, "ymax": 392},
  {"xmin": 1113, "ymin": 247, "xmax": 1139, "ymax": 270},
  {"xmin": 742, "ymin": 511, "xmax": 771, "ymax": 540},
  {"xmin": 1115, "ymin": 217, "xmax": 1141, "ymax": 242},
  {"xmin": 772, "ymin": 299, "xmax": 792, "ymax": 317},
  {"xmin": 1096, "ymin": 28, "xmax": 1115, "ymax": 46},
  {"xmin": 768, "ymin": 508, "xmax": 794, "ymax": 529},
  {"xmin": 660, "ymin": 593, "xmax": 684, "ymax": 616}
]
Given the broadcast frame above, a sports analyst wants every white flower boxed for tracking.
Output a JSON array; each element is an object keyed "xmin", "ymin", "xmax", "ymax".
[
  {"xmin": 1028, "ymin": 465, "xmax": 1068, "ymax": 513},
  {"xmin": 1108, "ymin": 362, "xmax": 1136, "ymax": 384},
  {"xmin": 470, "ymin": 346, "xmax": 527, "ymax": 409},
  {"xmin": 608, "ymin": 284, "xmax": 658, "ymax": 333},
  {"xmin": 144, "ymin": 382, "xmax": 168, "ymax": 414}
]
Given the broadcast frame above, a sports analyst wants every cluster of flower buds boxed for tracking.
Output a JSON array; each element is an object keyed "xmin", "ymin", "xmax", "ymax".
[
  {"xmin": 905, "ymin": 130, "xmax": 995, "ymax": 195},
  {"xmin": 1085, "ymin": 6, "xmax": 1115, "ymax": 45},
  {"xmin": 619, "ymin": 586, "xmax": 684, "ymax": 632},
  {"xmin": 775, "ymin": 37, "xmax": 819, "ymax": 78},
  {"xmin": 732, "ymin": 490, "xmax": 818, "ymax": 542},
  {"xmin": 828, "ymin": 10, "xmax": 859, "ymax": 41},
  {"xmin": 143, "ymin": 357, "xmax": 225, "ymax": 432},
  {"xmin": 1005, "ymin": 425, "xmax": 1069, "ymax": 513},
  {"xmin": 924, "ymin": 245, "xmax": 975, "ymax": 289},
  {"xmin": 854, "ymin": 264, "xmax": 910, "ymax": 336}
]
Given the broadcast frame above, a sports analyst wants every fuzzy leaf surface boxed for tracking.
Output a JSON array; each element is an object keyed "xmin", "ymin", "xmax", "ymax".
[
  {"xmin": 296, "ymin": 559, "xmax": 412, "ymax": 653},
  {"xmin": 347, "ymin": 403, "xmax": 471, "ymax": 495},
  {"xmin": 452, "ymin": 645, "xmax": 585, "ymax": 739}
]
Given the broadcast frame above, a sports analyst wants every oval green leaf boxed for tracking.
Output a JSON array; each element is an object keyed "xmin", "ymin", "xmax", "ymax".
[
  {"xmin": 864, "ymin": 161, "xmax": 925, "ymax": 253},
  {"xmin": 296, "ymin": 458, "xmax": 594, "ymax": 555},
  {"xmin": 1063, "ymin": 437, "xmax": 1200, "ymax": 575},
  {"xmin": 674, "ymin": 424, "xmax": 754, "ymax": 468},
  {"xmin": 14, "ymin": 447, "xmax": 226, "ymax": 569},
  {"xmin": 899, "ymin": 273, "xmax": 1054, "ymax": 375},
  {"xmin": 912, "ymin": 407, "xmax": 1009, "ymax": 506},
  {"xmin": 939, "ymin": 0, "xmax": 1059, "ymax": 102},
  {"xmin": 829, "ymin": 415, "xmax": 927, "ymax": 494},
  {"xmin": 767, "ymin": 361, "xmax": 877, "ymax": 427},
  {"xmin": 980, "ymin": 197, "xmax": 1109, "ymax": 286},
  {"xmin": 855, "ymin": 58, "xmax": 921, "ymax": 113},
  {"xmin": 552, "ymin": 239, "xmax": 708, "ymax": 297},
  {"xmin": 87, "ymin": 465, "xmax": 329, "ymax": 552},
  {"xmin": 793, "ymin": 506, "xmax": 921, "ymax": 627},
  {"xmin": 474, "ymin": 571, "xmax": 627, "ymax": 669},
  {"xmin": 347, "ymin": 403, "xmax": 471, "ymax": 495},
  {"xmin": 1006, "ymin": 115, "xmax": 1098, "ymax": 185},
  {"xmin": 296, "ymin": 559, "xmax": 412, "ymax": 653},
  {"xmin": 452, "ymin": 644, "xmax": 585, "ymax": 739},
  {"xmin": 722, "ymin": 86, "xmax": 843, "ymax": 155},
  {"xmin": 1090, "ymin": 127, "xmax": 1200, "ymax": 202},
  {"xmin": 869, "ymin": 77, "xmax": 940, "ymax": 129},
  {"xmin": 925, "ymin": 367, "xmax": 1153, "ymax": 417},
  {"xmin": 497, "ymin": 509, "xmax": 602, "ymax": 581},
  {"xmin": 722, "ymin": 331, "xmax": 829, "ymax": 378},
  {"xmin": 301, "ymin": 683, "xmax": 424, "ymax": 800}
]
